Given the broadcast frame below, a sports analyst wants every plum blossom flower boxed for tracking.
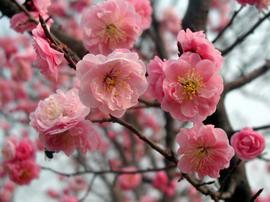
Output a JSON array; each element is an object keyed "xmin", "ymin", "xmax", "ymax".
[
  {"xmin": 32, "ymin": 24, "xmax": 64, "ymax": 81},
  {"xmin": 147, "ymin": 56, "xmax": 166, "ymax": 103},
  {"xmin": 81, "ymin": 0, "xmax": 142, "ymax": 54},
  {"xmin": 161, "ymin": 53, "xmax": 223, "ymax": 122},
  {"xmin": 76, "ymin": 49, "xmax": 148, "ymax": 117},
  {"xmin": 6, "ymin": 160, "xmax": 40, "ymax": 185},
  {"xmin": 1, "ymin": 140, "xmax": 16, "ymax": 161},
  {"xmin": 176, "ymin": 124, "xmax": 234, "ymax": 178},
  {"xmin": 126, "ymin": 0, "xmax": 152, "ymax": 30},
  {"xmin": 39, "ymin": 120, "xmax": 101, "ymax": 156},
  {"xmin": 177, "ymin": 29, "xmax": 223, "ymax": 70},
  {"xmin": 30, "ymin": 88, "xmax": 90, "ymax": 136},
  {"xmin": 117, "ymin": 166, "xmax": 142, "ymax": 190},
  {"xmin": 237, "ymin": 0, "xmax": 270, "ymax": 9},
  {"xmin": 231, "ymin": 127, "xmax": 265, "ymax": 160}
]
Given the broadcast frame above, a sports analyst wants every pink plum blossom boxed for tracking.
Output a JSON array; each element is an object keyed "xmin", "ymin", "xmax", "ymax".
[
  {"xmin": 81, "ymin": 0, "xmax": 142, "ymax": 54},
  {"xmin": 176, "ymin": 124, "xmax": 234, "ymax": 178},
  {"xmin": 9, "ymin": 48, "xmax": 35, "ymax": 81},
  {"xmin": 76, "ymin": 49, "xmax": 148, "ymax": 117},
  {"xmin": 39, "ymin": 120, "xmax": 101, "ymax": 156},
  {"xmin": 126, "ymin": 0, "xmax": 152, "ymax": 30},
  {"xmin": 117, "ymin": 166, "xmax": 142, "ymax": 190},
  {"xmin": 32, "ymin": 24, "xmax": 64, "ymax": 81},
  {"xmin": 161, "ymin": 53, "xmax": 223, "ymax": 122},
  {"xmin": 237, "ymin": 0, "xmax": 270, "ymax": 9},
  {"xmin": 147, "ymin": 56, "xmax": 166, "ymax": 103},
  {"xmin": 30, "ymin": 88, "xmax": 90, "ymax": 136},
  {"xmin": 1, "ymin": 140, "xmax": 16, "ymax": 161},
  {"xmin": 10, "ymin": 12, "xmax": 39, "ymax": 33},
  {"xmin": 230, "ymin": 128, "xmax": 265, "ymax": 160},
  {"xmin": 6, "ymin": 159, "xmax": 40, "ymax": 185},
  {"xmin": 177, "ymin": 29, "xmax": 223, "ymax": 70},
  {"xmin": 160, "ymin": 8, "xmax": 182, "ymax": 36}
]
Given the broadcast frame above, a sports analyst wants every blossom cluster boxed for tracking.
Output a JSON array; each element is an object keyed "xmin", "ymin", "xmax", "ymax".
[{"xmin": 1, "ymin": 137, "xmax": 40, "ymax": 185}]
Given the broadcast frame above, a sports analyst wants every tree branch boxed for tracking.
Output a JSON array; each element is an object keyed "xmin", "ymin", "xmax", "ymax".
[
  {"xmin": 224, "ymin": 61, "xmax": 270, "ymax": 93},
  {"xmin": 222, "ymin": 10, "xmax": 270, "ymax": 56}
]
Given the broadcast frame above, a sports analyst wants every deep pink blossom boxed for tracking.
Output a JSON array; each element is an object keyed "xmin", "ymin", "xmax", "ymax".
[
  {"xmin": 6, "ymin": 160, "xmax": 40, "ymax": 185},
  {"xmin": 39, "ymin": 120, "xmax": 100, "ymax": 156},
  {"xmin": 30, "ymin": 88, "xmax": 90, "ymax": 135},
  {"xmin": 147, "ymin": 56, "xmax": 166, "ymax": 103},
  {"xmin": 117, "ymin": 166, "xmax": 142, "ymax": 190},
  {"xmin": 126, "ymin": 0, "xmax": 152, "ymax": 30},
  {"xmin": 176, "ymin": 124, "xmax": 234, "ymax": 178},
  {"xmin": 81, "ymin": 0, "xmax": 142, "ymax": 54},
  {"xmin": 231, "ymin": 128, "xmax": 265, "ymax": 160},
  {"xmin": 161, "ymin": 53, "xmax": 223, "ymax": 122},
  {"xmin": 32, "ymin": 24, "xmax": 64, "ymax": 81},
  {"xmin": 76, "ymin": 49, "xmax": 148, "ymax": 117},
  {"xmin": 177, "ymin": 29, "xmax": 223, "ymax": 70}
]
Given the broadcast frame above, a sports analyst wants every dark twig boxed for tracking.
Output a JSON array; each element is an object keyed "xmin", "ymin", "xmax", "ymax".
[
  {"xmin": 224, "ymin": 61, "xmax": 270, "ymax": 93},
  {"xmin": 41, "ymin": 165, "xmax": 175, "ymax": 177},
  {"xmin": 79, "ymin": 175, "xmax": 97, "ymax": 202},
  {"xmin": 250, "ymin": 188, "xmax": 263, "ymax": 202},
  {"xmin": 212, "ymin": 6, "xmax": 244, "ymax": 43},
  {"xmin": 222, "ymin": 10, "xmax": 270, "ymax": 56}
]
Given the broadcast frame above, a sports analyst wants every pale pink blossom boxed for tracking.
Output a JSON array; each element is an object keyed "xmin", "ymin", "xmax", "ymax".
[
  {"xmin": 68, "ymin": 176, "xmax": 87, "ymax": 192},
  {"xmin": 30, "ymin": 88, "xmax": 90, "ymax": 136},
  {"xmin": 9, "ymin": 48, "xmax": 35, "ymax": 81},
  {"xmin": 237, "ymin": 0, "xmax": 270, "ymax": 9},
  {"xmin": 160, "ymin": 8, "xmax": 182, "ymax": 36},
  {"xmin": 161, "ymin": 53, "xmax": 223, "ymax": 122},
  {"xmin": 117, "ymin": 166, "xmax": 142, "ymax": 190},
  {"xmin": 126, "ymin": 0, "xmax": 152, "ymax": 30},
  {"xmin": 6, "ymin": 160, "xmax": 40, "ymax": 185},
  {"xmin": 32, "ymin": 24, "xmax": 64, "ymax": 81},
  {"xmin": 231, "ymin": 128, "xmax": 265, "ymax": 160},
  {"xmin": 33, "ymin": 0, "xmax": 51, "ymax": 16},
  {"xmin": 39, "ymin": 120, "xmax": 100, "ymax": 156},
  {"xmin": 60, "ymin": 195, "xmax": 78, "ymax": 202},
  {"xmin": 177, "ymin": 29, "xmax": 223, "ymax": 70},
  {"xmin": 147, "ymin": 56, "xmax": 166, "ymax": 103},
  {"xmin": 76, "ymin": 49, "xmax": 148, "ymax": 117},
  {"xmin": 1, "ymin": 140, "xmax": 16, "ymax": 161},
  {"xmin": 81, "ymin": 0, "xmax": 142, "ymax": 54},
  {"xmin": 176, "ymin": 124, "xmax": 234, "ymax": 178}
]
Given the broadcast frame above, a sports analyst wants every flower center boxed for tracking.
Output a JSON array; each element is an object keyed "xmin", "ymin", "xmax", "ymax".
[
  {"xmin": 178, "ymin": 70, "xmax": 202, "ymax": 100},
  {"xmin": 104, "ymin": 74, "xmax": 117, "ymax": 92},
  {"xmin": 44, "ymin": 99, "xmax": 62, "ymax": 120},
  {"xmin": 104, "ymin": 24, "xmax": 124, "ymax": 43},
  {"xmin": 196, "ymin": 146, "xmax": 209, "ymax": 158}
]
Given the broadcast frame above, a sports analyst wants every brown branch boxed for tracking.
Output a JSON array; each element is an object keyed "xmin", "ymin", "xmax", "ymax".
[
  {"xmin": 41, "ymin": 165, "xmax": 175, "ymax": 177},
  {"xmin": 212, "ymin": 6, "xmax": 244, "ymax": 43},
  {"xmin": 250, "ymin": 188, "xmax": 263, "ymax": 202},
  {"xmin": 182, "ymin": 0, "xmax": 212, "ymax": 31},
  {"xmin": 224, "ymin": 61, "xmax": 270, "ymax": 93},
  {"xmin": 222, "ymin": 10, "xmax": 270, "ymax": 56}
]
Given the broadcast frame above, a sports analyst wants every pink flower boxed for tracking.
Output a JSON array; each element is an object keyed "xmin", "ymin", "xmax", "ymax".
[
  {"xmin": 160, "ymin": 8, "xmax": 182, "ymax": 36},
  {"xmin": 9, "ymin": 48, "xmax": 35, "ymax": 81},
  {"xmin": 176, "ymin": 124, "xmax": 234, "ymax": 178},
  {"xmin": 39, "ymin": 120, "xmax": 100, "ymax": 156},
  {"xmin": 14, "ymin": 137, "xmax": 36, "ymax": 161},
  {"xmin": 30, "ymin": 88, "xmax": 89, "ymax": 136},
  {"xmin": 10, "ymin": 12, "xmax": 38, "ymax": 33},
  {"xmin": 76, "ymin": 49, "xmax": 148, "ymax": 117},
  {"xmin": 147, "ymin": 56, "xmax": 166, "ymax": 103},
  {"xmin": 117, "ymin": 166, "xmax": 142, "ymax": 190},
  {"xmin": 32, "ymin": 24, "xmax": 64, "ymax": 81},
  {"xmin": 161, "ymin": 53, "xmax": 223, "ymax": 122},
  {"xmin": 1, "ymin": 140, "xmax": 16, "ymax": 161},
  {"xmin": 32, "ymin": 0, "xmax": 51, "ymax": 16},
  {"xmin": 237, "ymin": 0, "xmax": 270, "ymax": 9},
  {"xmin": 60, "ymin": 195, "xmax": 78, "ymax": 202},
  {"xmin": 81, "ymin": 0, "xmax": 142, "ymax": 54},
  {"xmin": 6, "ymin": 160, "xmax": 40, "ymax": 185},
  {"xmin": 177, "ymin": 29, "xmax": 223, "ymax": 70},
  {"xmin": 70, "ymin": 0, "xmax": 92, "ymax": 12},
  {"xmin": 126, "ymin": 0, "xmax": 152, "ymax": 30},
  {"xmin": 153, "ymin": 171, "xmax": 168, "ymax": 191},
  {"xmin": 230, "ymin": 128, "xmax": 265, "ymax": 160}
]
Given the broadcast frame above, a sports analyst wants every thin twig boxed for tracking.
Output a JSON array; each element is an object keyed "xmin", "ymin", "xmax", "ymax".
[
  {"xmin": 222, "ymin": 10, "xmax": 270, "ymax": 56},
  {"xmin": 212, "ymin": 6, "xmax": 244, "ymax": 43},
  {"xmin": 250, "ymin": 188, "xmax": 263, "ymax": 202},
  {"xmin": 79, "ymin": 175, "xmax": 97, "ymax": 202}
]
